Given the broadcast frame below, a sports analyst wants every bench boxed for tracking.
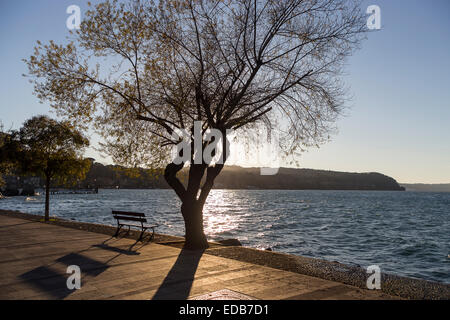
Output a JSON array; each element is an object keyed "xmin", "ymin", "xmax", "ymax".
[{"xmin": 111, "ymin": 210, "xmax": 158, "ymax": 242}]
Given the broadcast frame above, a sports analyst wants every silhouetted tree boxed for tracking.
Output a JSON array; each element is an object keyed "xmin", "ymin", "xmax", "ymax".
[
  {"xmin": 6, "ymin": 116, "xmax": 90, "ymax": 221},
  {"xmin": 25, "ymin": 0, "xmax": 367, "ymax": 248}
]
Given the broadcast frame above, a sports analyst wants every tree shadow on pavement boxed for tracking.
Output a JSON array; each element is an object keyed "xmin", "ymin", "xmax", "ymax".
[{"xmin": 152, "ymin": 249, "xmax": 204, "ymax": 300}]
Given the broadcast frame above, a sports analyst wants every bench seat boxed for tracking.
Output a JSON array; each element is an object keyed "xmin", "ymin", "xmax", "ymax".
[{"xmin": 112, "ymin": 210, "xmax": 158, "ymax": 242}]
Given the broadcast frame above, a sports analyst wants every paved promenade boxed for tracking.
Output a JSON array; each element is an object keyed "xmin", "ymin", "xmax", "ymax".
[{"xmin": 0, "ymin": 215, "xmax": 398, "ymax": 300}]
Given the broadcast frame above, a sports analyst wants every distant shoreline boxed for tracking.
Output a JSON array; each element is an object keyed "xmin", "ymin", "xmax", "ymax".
[
  {"xmin": 400, "ymin": 183, "xmax": 450, "ymax": 193},
  {"xmin": 1, "ymin": 188, "xmax": 409, "ymax": 198}
]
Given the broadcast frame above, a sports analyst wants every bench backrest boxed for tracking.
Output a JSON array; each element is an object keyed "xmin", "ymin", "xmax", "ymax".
[{"xmin": 112, "ymin": 211, "xmax": 147, "ymax": 223}]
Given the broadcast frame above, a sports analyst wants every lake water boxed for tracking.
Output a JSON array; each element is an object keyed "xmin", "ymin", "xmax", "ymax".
[{"xmin": 1, "ymin": 189, "xmax": 449, "ymax": 283}]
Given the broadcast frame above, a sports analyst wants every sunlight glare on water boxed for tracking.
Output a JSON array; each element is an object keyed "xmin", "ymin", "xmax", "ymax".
[{"xmin": 203, "ymin": 190, "xmax": 243, "ymax": 236}]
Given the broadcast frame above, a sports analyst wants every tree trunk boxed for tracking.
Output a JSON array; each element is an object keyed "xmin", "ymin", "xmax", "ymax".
[
  {"xmin": 164, "ymin": 133, "xmax": 228, "ymax": 250},
  {"xmin": 164, "ymin": 162, "xmax": 210, "ymax": 250},
  {"xmin": 44, "ymin": 174, "xmax": 50, "ymax": 222},
  {"xmin": 181, "ymin": 201, "xmax": 208, "ymax": 250}
]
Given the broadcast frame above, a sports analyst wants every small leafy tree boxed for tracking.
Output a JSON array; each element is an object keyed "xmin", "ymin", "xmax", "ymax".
[
  {"xmin": 25, "ymin": 0, "xmax": 367, "ymax": 247},
  {"xmin": 10, "ymin": 116, "xmax": 90, "ymax": 221}
]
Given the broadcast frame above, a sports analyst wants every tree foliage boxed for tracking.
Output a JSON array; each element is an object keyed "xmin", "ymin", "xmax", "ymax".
[
  {"xmin": 15, "ymin": 116, "xmax": 91, "ymax": 186},
  {"xmin": 26, "ymin": 0, "xmax": 366, "ymax": 163}
]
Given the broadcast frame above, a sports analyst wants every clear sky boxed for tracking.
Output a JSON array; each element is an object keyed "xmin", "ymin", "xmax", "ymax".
[{"xmin": 0, "ymin": 0, "xmax": 449, "ymax": 183}]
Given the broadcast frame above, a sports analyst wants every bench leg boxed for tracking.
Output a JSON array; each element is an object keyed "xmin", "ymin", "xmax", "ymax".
[
  {"xmin": 114, "ymin": 224, "xmax": 123, "ymax": 237},
  {"xmin": 137, "ymin": 227, "xmax": 155, "ymax": 242},
  {"xmin": 138, "ymin": 227, "xmax": 147, "ymax": 242},
  {"xmin": 150, "ymin": 227, "xmax": 155, "ymax": 241}
]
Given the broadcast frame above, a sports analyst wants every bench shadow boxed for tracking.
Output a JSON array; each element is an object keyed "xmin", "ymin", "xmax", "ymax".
[
  {"xmin": 20, "ymin": 266, "xmax": 73, "ymax": 299},
  {"xmin": 56, "ymin": 253, "xmax": 109, "ymax": 276},
  {"xmin": 152, "ymin": 249, "xmax": 204, "ymax": 300},
  {"xmin": 19, "ymin": 252, "xmax": 110, "ymax": 299}
]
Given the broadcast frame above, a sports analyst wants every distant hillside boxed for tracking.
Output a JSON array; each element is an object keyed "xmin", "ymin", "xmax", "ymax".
[
  {"xmin": 2, "ymin": 163, "xmax": 405, "ymax": 192},
  {"xmin": 80, "ymin": 163, "xmax": 404, "ymax": 191},
  {"xmin": 400, "ymin": 183, "xmax": 450, "ymax": 192},
  {"xmin": 214, "ymin": 166, "xmax": 405, "ymax": 191}
]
